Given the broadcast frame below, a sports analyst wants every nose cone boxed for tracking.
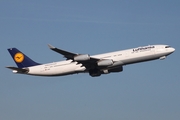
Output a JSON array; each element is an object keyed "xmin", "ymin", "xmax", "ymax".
[{"xmin": 171, "ymin": 48, "xmax": 175, "ymax": 53}]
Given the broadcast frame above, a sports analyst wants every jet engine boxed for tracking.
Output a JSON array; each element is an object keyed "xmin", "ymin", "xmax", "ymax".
[
  {"xmin": 102, "ymin": 66, "xmax": 123, "ymax": 74},
  {"xmin": 74, "ymin": 54, "xmax": 90, "ymax": 61},
  {"xmin": 109, "ymin": 66, "xmax": 123, "ymax": 72},
  {"xmin": 89, "ymin": 68, "xmax": 101, "ymax": 77},
  {"xmin": 97, "ymin": 59, "xmax": 113, "ymax": 66}
]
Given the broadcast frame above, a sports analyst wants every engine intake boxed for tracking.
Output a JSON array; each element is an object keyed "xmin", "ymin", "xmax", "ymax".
[{"xmin": 74, "ymin": 54, "xmax": 90, "ymax": 61}]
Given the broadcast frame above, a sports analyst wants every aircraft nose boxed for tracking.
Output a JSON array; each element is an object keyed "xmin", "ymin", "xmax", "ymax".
[{"xmin": 170, "ymin": 48, "xmax": 175, "ymax": 53}]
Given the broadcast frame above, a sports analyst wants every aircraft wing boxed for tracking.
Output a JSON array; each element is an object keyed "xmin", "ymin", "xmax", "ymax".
[
  {"xmin": 48, "ymin": 44, "xmax": 77, "ymax": 59},
  {"xmin": 48, "ymin": 44, "xmax": 100, "ymax": 69}
]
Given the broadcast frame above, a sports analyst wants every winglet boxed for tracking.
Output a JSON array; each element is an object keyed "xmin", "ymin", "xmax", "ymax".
[{"xmin": 48, "ymin": 44, "xmax": 55, "ymax": 49}]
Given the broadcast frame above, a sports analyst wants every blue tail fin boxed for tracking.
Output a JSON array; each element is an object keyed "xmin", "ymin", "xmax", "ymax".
[{"xmin": 8, "ymin": 48, "xmax": 40, "ymax": 68}]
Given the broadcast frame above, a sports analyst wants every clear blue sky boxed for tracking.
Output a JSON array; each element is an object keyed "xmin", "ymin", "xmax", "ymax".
[{"xmin": 0, "ymin": 1, "xmax": 180, "ymax": 120}]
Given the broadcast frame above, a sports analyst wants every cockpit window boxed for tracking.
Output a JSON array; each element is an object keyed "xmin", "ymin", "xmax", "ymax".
[{"xmin": 165, "ymin": 46, "xmax": 171, "ymax": 48}]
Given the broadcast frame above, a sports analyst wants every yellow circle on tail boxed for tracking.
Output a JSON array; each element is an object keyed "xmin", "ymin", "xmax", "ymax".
[{"xmin": 14, "ymin": 53, "xmax": 24, "ymax": 63}]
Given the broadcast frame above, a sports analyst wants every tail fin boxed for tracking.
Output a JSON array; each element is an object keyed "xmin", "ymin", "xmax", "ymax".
[{"xmin": 8, "ymin": 48, "xmax": 40, "ymax": 68}]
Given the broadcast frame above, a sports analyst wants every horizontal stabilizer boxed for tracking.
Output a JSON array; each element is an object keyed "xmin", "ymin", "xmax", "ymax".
[{"xmin": 6, "ymin": 66, "xmax": 29, "ymax": 73}]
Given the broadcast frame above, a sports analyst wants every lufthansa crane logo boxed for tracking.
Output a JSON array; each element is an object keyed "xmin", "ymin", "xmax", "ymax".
[{"xmin": 14, "ymin": 53, "xmax": 24, "ymax": 63}]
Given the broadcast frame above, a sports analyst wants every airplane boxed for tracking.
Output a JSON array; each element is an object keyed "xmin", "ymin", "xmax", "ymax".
[{"xmin": 6, "ymin": 44, "xmax": 175, "ymax": 77}]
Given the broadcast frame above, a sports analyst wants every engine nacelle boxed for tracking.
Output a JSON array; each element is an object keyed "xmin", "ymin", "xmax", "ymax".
[
  {"xmin": 89, "ymin": 69, "xmax": 101, "ymax": 77},
  {"xmin": 109, "ymin": 66, "xmax": 123, "ymax": 73},
  {"xmin": 97, "ymin": 59, "xmax": 113, "ymax": 66},
  {"xmin": 74, "ymin": 54, "xmax": 90, "ymax": 61},
  {"xmin": 111, "ymin": 60, "xmax": 124, "ymax": 67},
  {"xmin": 102, "ymin": 66, "xmax": 123, "ymax": 74}
]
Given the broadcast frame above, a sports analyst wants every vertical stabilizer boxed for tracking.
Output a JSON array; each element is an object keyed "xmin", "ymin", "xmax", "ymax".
[{"xmin": 8, "ymin": 48, "xmax": 40, "ymax": 68}]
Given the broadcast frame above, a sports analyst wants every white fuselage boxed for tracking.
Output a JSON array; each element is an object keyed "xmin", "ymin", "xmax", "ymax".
[{"xmin": 23, "ymin": 45, "xmax": 175, "ymax": 76}]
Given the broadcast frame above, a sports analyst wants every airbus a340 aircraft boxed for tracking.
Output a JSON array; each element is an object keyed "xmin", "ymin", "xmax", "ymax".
[{"xmin": 6, "ymin": 44, "xmax": 175, "ymax": 77}]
